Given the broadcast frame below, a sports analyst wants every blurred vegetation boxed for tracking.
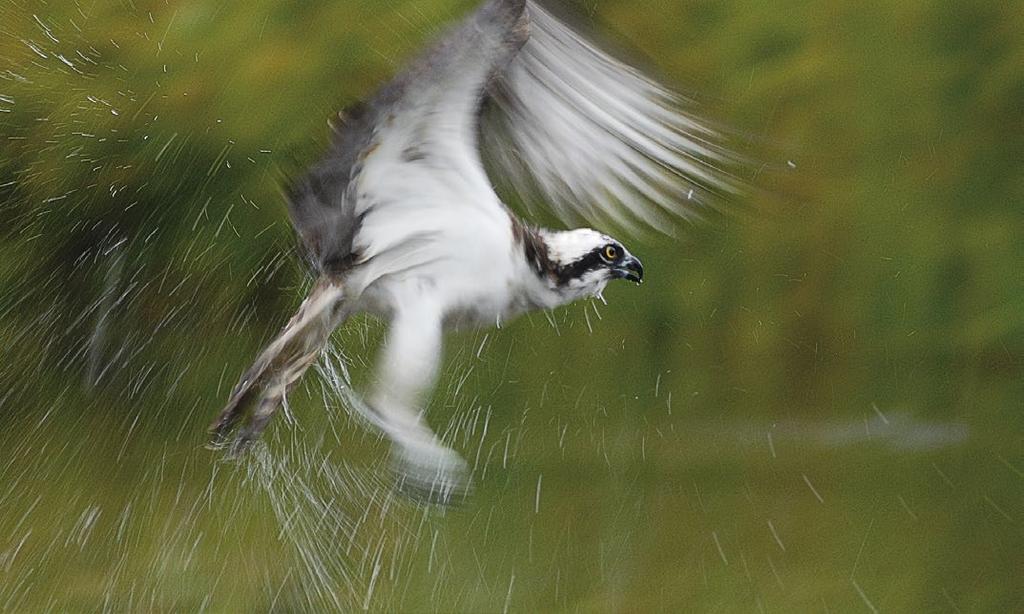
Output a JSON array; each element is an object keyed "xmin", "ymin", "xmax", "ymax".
[{"xmin": 0, "ymin": 0, "xmax": 1021, "ymax": 611}]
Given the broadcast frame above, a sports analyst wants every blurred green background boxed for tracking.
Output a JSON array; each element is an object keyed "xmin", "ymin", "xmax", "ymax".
[{"xmin": 1, "ymin": 0, "xmax": 1021, "ymax": 611}]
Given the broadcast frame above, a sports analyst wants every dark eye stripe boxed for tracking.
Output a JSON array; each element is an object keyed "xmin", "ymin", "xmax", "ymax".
[{"xmin": 555, "ymin": 250, "xmax": 607, "ymax": 286}]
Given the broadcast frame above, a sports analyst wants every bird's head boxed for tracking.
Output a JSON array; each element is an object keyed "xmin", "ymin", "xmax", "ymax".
[{"xmin": 539, "ymin": 228, "xmax": 644, "ymax": 302}]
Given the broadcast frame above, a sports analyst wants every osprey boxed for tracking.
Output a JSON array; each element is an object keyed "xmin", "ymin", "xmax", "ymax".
[{"xmin": 210, "ymin": 0, "xmax": 733, "ymax": 500}]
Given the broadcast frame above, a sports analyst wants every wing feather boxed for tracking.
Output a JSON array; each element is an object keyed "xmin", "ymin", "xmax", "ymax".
[
  {"xmin": 484, "ymin": 2, "xmax": 740, "ymax": 234},
  {"xmin": 286, "ymin": 1, "xmax": 528, "ymax": 273}
]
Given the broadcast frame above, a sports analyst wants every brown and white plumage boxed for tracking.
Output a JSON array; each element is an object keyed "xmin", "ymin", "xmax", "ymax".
[{"xmin": 210, "ymin": 0, "xmax": 734, "ymax": 502}]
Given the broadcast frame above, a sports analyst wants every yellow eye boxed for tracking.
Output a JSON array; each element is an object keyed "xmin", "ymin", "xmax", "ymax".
[{"xmin": 603, "ymin": 245, "xmax": 619, "ymax": 261}]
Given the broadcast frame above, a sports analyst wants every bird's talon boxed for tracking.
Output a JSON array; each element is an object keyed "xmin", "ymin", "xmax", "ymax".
[{"xmin": 389, "ymin": 444, "xmax": 472, "ymax": 506}]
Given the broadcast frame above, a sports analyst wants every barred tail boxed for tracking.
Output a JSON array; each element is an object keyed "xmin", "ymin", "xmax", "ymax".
[{"xmin": 209, "ymin": 276, "xmax": 347, "ymax": 454}]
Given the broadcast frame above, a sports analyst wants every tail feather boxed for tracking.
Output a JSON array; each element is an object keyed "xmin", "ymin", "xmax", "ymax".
[{"xmin": 209, "ymin": 276, "xmax": 347, "ymax": 454}]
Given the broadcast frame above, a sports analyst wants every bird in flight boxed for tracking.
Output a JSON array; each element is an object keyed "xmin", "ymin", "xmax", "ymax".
[{"xmin": 210, "ymin": 0, "xmax": 735, "ymax": 501}]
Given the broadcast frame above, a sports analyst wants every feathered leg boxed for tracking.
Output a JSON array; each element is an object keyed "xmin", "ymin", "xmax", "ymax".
[
  {"xmin": 209, "ymin": 275, "xmax": 347, "ymax": 454},
  {"xmin": 364, "ymin": 303, "xmax": 470, "ymax": 504}
]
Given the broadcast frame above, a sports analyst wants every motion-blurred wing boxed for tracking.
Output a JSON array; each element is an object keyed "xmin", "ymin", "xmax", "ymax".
[
  {"xmin": 484, "ymin": 2, "xmax": 739, "ymax": 234},
  {"xmin": 286, "ymin": 0, "xmax": 529, "ymax": 273}
]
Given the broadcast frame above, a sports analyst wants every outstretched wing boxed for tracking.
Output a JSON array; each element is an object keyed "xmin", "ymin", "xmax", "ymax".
[
  {"xmin": 483, "ymin": 2, "xmax": 740, "ymax": 235},
  {"xmin": 286, "ymin": 0, "xmax": 530, "ymax": 276}
]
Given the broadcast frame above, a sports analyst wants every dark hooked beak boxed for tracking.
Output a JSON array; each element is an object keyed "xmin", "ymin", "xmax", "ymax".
[{"xmin": 614, "ymin": 256, "xmax": 644, "ymax": 285}]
